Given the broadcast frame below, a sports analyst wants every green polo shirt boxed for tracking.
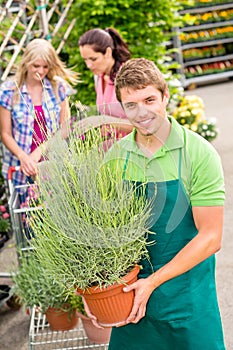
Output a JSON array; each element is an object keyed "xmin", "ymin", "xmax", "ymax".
[{"xmin": 102, "ymin": 117, "xmax": 225, "ymax": 206}]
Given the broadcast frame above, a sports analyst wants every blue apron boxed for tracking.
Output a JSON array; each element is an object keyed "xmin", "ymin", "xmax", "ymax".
[{"xmin": 109, "ymin": 150, "xmax": 225, "ymax": 350}]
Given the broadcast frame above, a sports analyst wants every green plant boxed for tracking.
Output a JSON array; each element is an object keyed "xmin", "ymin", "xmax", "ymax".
[
  {"xmin": 172, "ymin": 95, "xmax": 218, "ymax": 142},
  {"xmin": 61, "ymin": 0, "xmax": 186, "ymax": 105},
  {"xmin": 0, "ymin": 205, "xmax": 10, "ymax": 232},
  {"xmin": 196, "ymin": 119, "xmax": 218, "ymax": 142},
  {"xmin": 29, "ymin": 125, "xmax": 154, "ymax": 291},
  {"xmin": 12, "ymin": 251, "xmax": 80, "ymax": 314},
  {"xmin": 0, "ymin": 217, "xmax": 10, "ymax": 233}
]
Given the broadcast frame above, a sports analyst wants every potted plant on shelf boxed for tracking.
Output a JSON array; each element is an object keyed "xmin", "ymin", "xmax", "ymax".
[
  {"xmin": 12, "ymin": 251, "xmax": 79, "ymax": 331},
  {"xmin": 29, "ymin": 122, "xmax": 155, "ymax": 327}
]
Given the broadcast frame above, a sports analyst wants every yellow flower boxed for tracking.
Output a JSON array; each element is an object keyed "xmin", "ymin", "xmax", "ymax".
[{"xmin": 190, "ymin": 124, "xmax": 198, "ymax": 131}]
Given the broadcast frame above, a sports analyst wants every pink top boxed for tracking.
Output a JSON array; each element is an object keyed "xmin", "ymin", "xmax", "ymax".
[
  {"xmin": 31, "ymin": 105, "xmax": 48, "ymax": 152},
  {"xmin": 95, "ymin": 74, "xmax": 129, "ymax": 139}
]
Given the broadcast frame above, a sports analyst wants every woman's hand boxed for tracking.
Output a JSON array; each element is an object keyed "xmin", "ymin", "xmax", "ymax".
[
  {"xmin": 18, "ymin": 151, "xmax": 38, "ymax": 176},
  {"xmin": 30, "ymin": 147, "xmax": 42, "ymax": 163}
]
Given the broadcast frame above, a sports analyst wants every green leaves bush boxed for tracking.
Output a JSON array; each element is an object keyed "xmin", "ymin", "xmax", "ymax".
[
  {"xmin": 29, "ymin": 124, "xmax": 154, "ymax": 290},
  {"xmin": 62, "ymin": 0, "xmax": 185, "ymax": 104}
]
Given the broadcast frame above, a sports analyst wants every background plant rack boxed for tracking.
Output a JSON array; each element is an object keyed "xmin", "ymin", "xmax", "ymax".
[{"xmin": 174, "ymin": 1, "xmax": 233, "ymax": 88}]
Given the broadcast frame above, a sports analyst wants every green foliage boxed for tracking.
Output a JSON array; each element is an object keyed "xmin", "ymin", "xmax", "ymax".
[
  {"xmin": 64, "ymin": 0, "xmax": 185, "ymax": 104},
  {"xmin": 29, "ymin": 124, "xmax": 154, "ymax": 290},
  {"xmin": 12, "ymin": 251, "xmax": 80, "ymax": 313},
  {"xmin": 0, "ymin": 216, "xmax": 10, "ymax": 233},
  {"xmin": 196, "ymin": 119, "xmax": 219, "ymax": 142},
  {"xmin": 1, "ymin": 0, "xmax": 187, "ymax": 105},
  {"xmin": 172, "ymin": 95, "xmax": 218, "ymax": 142}
]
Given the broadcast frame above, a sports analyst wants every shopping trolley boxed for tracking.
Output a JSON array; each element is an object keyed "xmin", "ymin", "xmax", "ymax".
[
  {"xmin": 7, "ymin": 165, "xmax": 39, "ymax": 250},
  {"xmin": 29, "ymin": 306, "xmax": 109, "ymax": 350},
  {"xmin": 6, "ymin": 166, "xmax": 110, "ymax": 349},
  {"xmin": 0, "ymin": 165, "xmax": 34, "ymax": 309}
]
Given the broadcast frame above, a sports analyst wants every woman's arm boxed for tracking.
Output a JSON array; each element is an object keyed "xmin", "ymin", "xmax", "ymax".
[
  {"xmin": 59, "ymin": 98, "xmax": 71, "ymax": 125},
  {"xmin": 0, "ymin": 106, "xmax": 38, "ymax": 176},
  {"xmin": 73, "ymin": 115, "xmax": 132, "ymax": 133}
]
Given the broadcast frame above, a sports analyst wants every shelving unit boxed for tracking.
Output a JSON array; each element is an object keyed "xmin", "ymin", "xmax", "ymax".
[{"xmin": 173, "ymin": 1, "xmax": 233, "ymax": 88}]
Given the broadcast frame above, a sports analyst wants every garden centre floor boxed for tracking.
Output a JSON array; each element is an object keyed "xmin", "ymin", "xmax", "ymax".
[{"xmin": 0, "ymin": 79, "xmax": 233, "ymax": 350}]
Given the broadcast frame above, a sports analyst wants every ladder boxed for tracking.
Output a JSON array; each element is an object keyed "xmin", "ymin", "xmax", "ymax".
[{"xmin": 0, "ymin": 0, "xmax": 75, "ymax": 81}]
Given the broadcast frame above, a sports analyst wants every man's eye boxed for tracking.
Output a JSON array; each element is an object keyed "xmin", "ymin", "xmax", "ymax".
[
  {"xmin": 125, "ymin": 104, "xmax": 136, "ymax": 110},
  {"xmin": 146, "ymin": 98, "xmax": 155, "ymax": 103}
]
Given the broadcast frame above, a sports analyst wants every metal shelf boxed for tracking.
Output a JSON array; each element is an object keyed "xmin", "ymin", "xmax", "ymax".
[
  {"xmin": 173, "ymin": 2, "xmax": 233, "ymax": 87},
  {"xmin": 182, "ymin": 70, "xmax": 233, "ymax": 88},
  {"xmin": 180, "ymin": 2, "xmax": 233, "ymax": 14},
  {"xmin": 182, "ymin": 20, "xmax": 233, "ymax": 32},
  {"xmin": 184, "ymin": 54, "xmax": 233, "ymax": 67},
  {"xmin": 181, "ymin": 37, "xmax": 233, "ymax": 50}
]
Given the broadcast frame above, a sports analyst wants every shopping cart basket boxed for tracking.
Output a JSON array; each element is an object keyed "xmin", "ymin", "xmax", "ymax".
[
  {"xmin": 0, "ymin": 166, "xmax": 36, "ymax": 308},
  {"xmin": 29, "ymin": 306, "xmax": 109, "ymax": 350},
  {"xmin": 7, "ymin": 165, "xmax": 42, "ymax": 250}
]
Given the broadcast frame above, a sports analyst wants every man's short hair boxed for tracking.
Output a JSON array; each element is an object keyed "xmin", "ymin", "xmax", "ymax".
[{"xmin": 115, "ymin": 58, "xmax": 167, "ymax": 102}]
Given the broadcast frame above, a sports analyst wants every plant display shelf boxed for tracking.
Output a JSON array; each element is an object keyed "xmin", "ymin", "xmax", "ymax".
[
  {"xmin": 174, "ymin": 1, "xmax": 233, "ymax": 88},
  {"xmin": 29, "ymin": 306, "xmax": 109, "ymax": 350}
]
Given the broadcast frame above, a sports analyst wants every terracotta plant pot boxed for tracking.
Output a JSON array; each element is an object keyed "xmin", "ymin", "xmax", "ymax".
[
  {"xmin": 77, "ymin": 265, "xmax": 140, "ymax": 327},
  {"xmin": 45, "ymin": 307, "xmax": 79, "ymax": 331},
  {"xmin": 77, "ymin": 311, "xmax": 111, "ymax": 344}
]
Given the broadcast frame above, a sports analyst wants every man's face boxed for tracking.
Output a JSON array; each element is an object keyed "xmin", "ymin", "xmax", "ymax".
[{"xmin": 121, "ymin": 85, "xmax": 169, "ymax": 137}]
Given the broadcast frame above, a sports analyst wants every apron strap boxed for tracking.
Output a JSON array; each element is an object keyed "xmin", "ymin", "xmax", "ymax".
[{"xmin": 122, "ymin": 151, "xmax": 130, "ymax": 180}]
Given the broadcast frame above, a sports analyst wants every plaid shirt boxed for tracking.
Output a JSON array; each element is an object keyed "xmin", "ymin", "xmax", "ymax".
[{"xmin": 0, "ymin": 77, "xmax": 71, "ymax": 189}]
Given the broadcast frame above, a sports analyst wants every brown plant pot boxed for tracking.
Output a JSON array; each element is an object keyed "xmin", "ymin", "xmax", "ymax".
[
  {"xmin": 77, "ymin": 311, "xmax": 111, "ymax": 344},
  {"xmin": 76, "ymin": 265, "xmax": 140, "ymax": 327},
  {"xmin": 45, "ymin": 307, "xmax": 79, "ymax": 331}
]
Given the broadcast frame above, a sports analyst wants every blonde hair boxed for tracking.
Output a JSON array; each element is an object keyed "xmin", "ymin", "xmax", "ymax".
[{"xmin": 14, "ymin": 38, "xmax": 78, "ymax": 100}]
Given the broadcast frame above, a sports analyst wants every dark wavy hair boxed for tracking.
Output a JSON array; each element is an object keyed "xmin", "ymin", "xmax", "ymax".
[{"xmin": 79, "ymin": 28, "xmax": 130, "ymax": 81}]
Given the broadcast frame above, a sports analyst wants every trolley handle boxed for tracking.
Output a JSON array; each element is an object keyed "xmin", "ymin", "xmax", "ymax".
[
  {"xmin": 8, "ymin": 166, "xmax": 21, "ymax": 195},
  {"xmin": 7, "ymin": 166, "xmax": 21, "ymax": 181}
]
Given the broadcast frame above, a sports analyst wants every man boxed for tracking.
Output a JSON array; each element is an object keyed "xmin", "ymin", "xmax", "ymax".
[{"xmin": 102, "ymin": 58, "xmax": 226, "ymax": 349}]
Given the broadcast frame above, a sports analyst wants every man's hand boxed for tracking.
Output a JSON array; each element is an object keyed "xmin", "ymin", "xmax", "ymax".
[
  {"xmin": 81, "ymin": 296, "xmax": 104, "ymax": 329},
  {"xmin": 119, "ymin": 275, "xmax": 156, "ymax": 326}
]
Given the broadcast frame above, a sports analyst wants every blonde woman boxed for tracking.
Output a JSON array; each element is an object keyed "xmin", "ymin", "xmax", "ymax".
[{"xmin": 0, "ymin": 38, "xmax": 78, "ymax": 193}]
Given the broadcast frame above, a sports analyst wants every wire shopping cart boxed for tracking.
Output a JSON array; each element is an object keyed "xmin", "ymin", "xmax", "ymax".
[
  {"xmin": 29, "ymin": 306, "xmax": 109, "ymax": 350},
  {"xmin": 0, "ymin": 165, "xmax": 34, "ymax": 309},
  {"xmin": 6, "ymin": 166, "xmax": 110, "ymax": 349},
  {"xmin": 7, "ymin": 166, "xmax": 38, "ymax": 251}
]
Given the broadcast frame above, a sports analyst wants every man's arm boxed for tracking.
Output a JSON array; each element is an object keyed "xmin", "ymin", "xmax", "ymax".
[{"xmin": 124, "ymin": 205, "xmax": 224, "ymax": 324}]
